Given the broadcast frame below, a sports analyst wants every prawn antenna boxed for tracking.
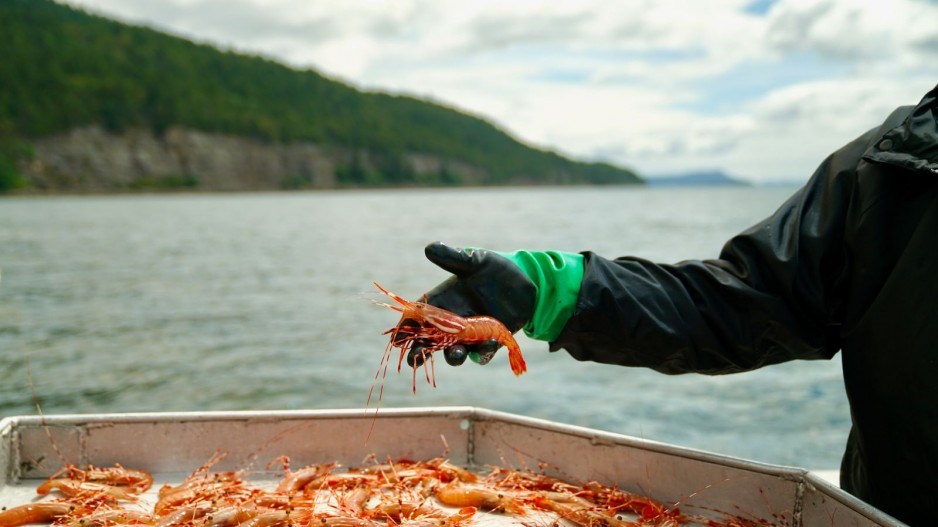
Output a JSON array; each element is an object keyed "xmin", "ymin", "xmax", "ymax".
[{"xmin": 26, "ymin": 351, "xmax": 69, "ymax": 466}]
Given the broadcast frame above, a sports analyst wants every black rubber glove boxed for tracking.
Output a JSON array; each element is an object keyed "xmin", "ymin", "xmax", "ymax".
[{"xmin": 406, "ymin": 242, "xmax": 536, "ymax": 368}]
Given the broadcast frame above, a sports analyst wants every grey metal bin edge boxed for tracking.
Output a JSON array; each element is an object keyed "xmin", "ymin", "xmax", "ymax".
[{"xmin": 0, "ymin": 407, "xmax": 907, "ymax": 527}]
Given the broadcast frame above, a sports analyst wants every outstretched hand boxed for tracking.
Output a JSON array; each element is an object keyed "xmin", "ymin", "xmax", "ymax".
[{"xmin": 406, "ymin": 242, "xmax": 536, "ymax": 368}]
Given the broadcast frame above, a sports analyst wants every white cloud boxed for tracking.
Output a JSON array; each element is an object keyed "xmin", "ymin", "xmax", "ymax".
[
  {"xmin": 63, "ymin": 0, "xmax": 938, "ymax": 183},
  {"xmin": 766, "ymin": 0, "xmax": 935, "ymax": 60}
]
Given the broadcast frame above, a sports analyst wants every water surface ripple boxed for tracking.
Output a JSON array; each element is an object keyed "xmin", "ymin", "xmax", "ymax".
[{"xmin": 0, "ymin": 187, "xmax": 849, "ymax": 469}]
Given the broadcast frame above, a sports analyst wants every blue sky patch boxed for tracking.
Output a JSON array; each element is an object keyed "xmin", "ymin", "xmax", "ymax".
[
  {"xmin": 492, "ymin": 43, "xmax": 705, "ymax": 64},
  {"xmin": 528, "ymin": 68, "xmax": 592, "ymax": 84},
  {"xmin": 743, "ymin": 0, "xmax": 778, "ymax": 16},
  {"xmin": 518, "ymin": 46, "xmax": 707, "ymax": 84},
  {"xmin": 677, "ymin": 51, "xmax": 850, "ymax": 115}
]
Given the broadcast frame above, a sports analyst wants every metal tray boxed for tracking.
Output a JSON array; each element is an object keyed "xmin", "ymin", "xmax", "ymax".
[{"xmin": 0, "ymin": 407, "xmax": 904, "ymax": 527}]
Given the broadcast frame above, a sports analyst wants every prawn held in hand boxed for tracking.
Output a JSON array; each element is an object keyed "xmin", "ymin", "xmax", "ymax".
[{"xmin": 373, "ymin": 282, "xmax": 527, "ymax": 379}]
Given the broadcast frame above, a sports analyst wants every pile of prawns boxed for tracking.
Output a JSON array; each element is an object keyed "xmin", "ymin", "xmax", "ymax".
[{"xmin": 0, "ymin": 455, "xmax": 770, "ymax": 527}]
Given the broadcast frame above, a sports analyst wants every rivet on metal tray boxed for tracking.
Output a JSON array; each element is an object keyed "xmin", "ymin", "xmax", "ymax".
[{"xmin": 459, "ymin": 419, "xmax": 470, "ymax": 431}]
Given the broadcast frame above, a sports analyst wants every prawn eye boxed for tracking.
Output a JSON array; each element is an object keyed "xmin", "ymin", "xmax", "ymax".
[
  {"xmin": 444, "ymin": 345, "xmax": 468, "ymax": 366},
  {"xmin": 407, "ymin": 345, "xmax": 430, "ymax": 368}
]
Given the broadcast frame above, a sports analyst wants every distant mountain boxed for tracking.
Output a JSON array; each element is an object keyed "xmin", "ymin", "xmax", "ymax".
[
  {"xmin": 0, "ymin": 0, "xmax": 643, "ymax": 192},
  {"xmin": 646, "ymin": 170, "xmax": 751, "ymax": 187}
]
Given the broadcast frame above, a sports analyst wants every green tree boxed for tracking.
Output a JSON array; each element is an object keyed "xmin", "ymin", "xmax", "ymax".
[{"xmin": 0, "ymin": 0, "xmax": 644, "ymax": 188}]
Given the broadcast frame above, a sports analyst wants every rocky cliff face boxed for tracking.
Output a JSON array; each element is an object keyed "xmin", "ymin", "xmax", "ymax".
[{"xmin": 20, "ymin": 126, "xmax": 487, "ymax": 192}]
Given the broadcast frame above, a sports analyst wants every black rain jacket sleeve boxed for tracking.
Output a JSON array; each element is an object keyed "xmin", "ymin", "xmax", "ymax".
[
  {"xmin": 551, "ymin": 142, "xmax": 861, "ymax": 374},
  {"xmin": 551, "ymin": 85, "xmax": 938, "ymax": 527}
]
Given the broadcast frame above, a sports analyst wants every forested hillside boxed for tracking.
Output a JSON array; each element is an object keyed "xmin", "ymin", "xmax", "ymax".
[{"xmin": 0, "ymin": 0, "xmax": 642, "ymax": 191}]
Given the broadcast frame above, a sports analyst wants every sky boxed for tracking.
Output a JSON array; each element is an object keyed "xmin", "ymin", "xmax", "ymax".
[{"xmin": 63, "ymin": 0, "xmax": 937, "ymax": 184}]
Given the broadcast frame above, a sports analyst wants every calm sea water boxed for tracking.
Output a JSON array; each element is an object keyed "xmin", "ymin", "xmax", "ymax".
[{"xmin": 0, "ymin": 186, "xmax": 850, "ymax": 469}]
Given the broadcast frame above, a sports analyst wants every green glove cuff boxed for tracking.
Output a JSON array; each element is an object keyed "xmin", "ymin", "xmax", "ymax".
[{"xmin": 495, "ymin": 250, "xmax": 584, "ymax": 342}]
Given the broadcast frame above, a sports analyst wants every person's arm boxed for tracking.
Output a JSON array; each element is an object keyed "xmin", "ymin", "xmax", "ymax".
[
  {"xmin": 413, "ymin": 147, "xmax": 861, "ymax": 373},
  {"xmin": 551, "ymin": 128, "xmax": 884, "ymax": 374},
  {"xmin": 417, "ymin": 104, "xmax": 915, "ymax": 374}
]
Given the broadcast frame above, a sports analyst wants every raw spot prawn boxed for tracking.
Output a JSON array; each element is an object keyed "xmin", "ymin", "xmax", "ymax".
[
  {"xmin": 371, "ymin": 282, "xmax": 526, "ymax": 396},
  {"xmin": 0, "ymin": 454, "xmax": 787, "ymax": 527}
]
